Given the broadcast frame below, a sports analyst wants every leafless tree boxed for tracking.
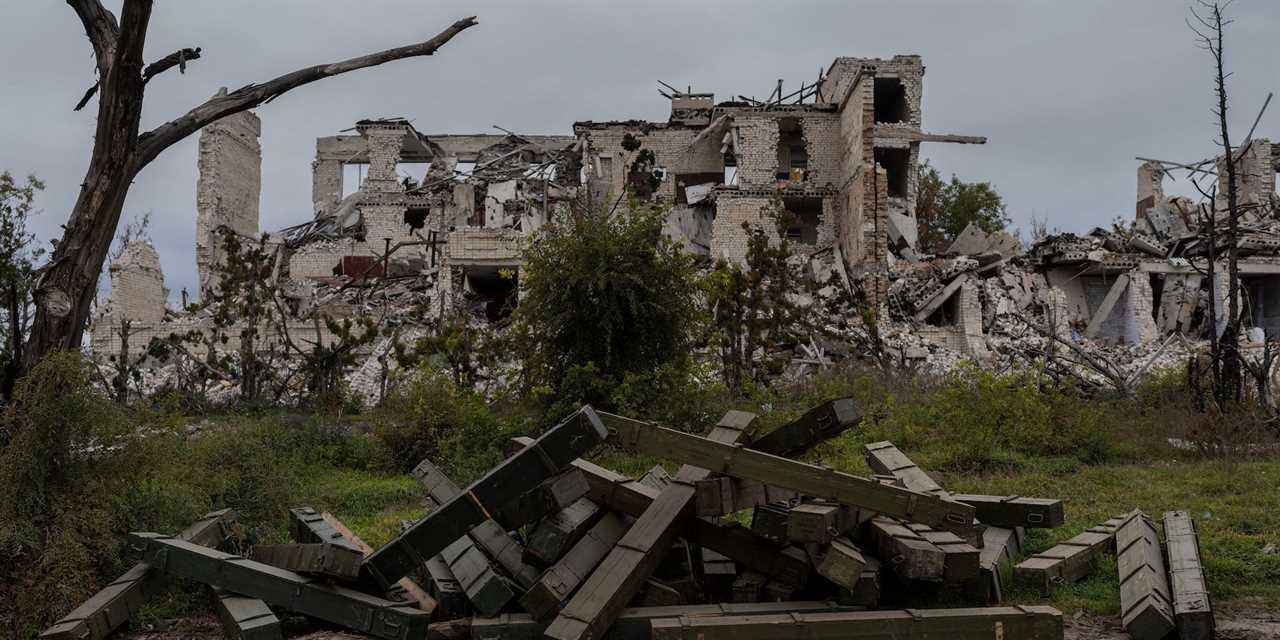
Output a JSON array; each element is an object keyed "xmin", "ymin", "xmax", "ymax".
[
  {"xmin": 22, "ymin": 1, "xmax": 476, "ymax": 376},
  {"xmin": 1187, "ymin": 0, "xmax": 1244, "ymax": 408}
]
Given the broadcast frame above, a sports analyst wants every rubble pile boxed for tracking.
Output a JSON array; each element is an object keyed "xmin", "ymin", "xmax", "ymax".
[{"xmin": 42, "ymin": 402, "xmax": 1215, "ymax": 640}]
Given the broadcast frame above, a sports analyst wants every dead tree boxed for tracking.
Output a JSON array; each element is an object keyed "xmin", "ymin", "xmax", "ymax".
[
  {"xmin": 22, "ymin": 1, "xmax": 477, "ymax": 375},
  {"xmin": 1189, "ymin": 0, "xmax": 1244, "ymax": 408}
]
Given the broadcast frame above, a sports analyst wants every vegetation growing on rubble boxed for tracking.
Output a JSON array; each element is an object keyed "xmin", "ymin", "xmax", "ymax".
[
  {"xmin": 511, "ymin": 197, "xmax": 702, "ymax": 421},
  {"xmin": 0, "ymin": 173, "xmax": 44, "ymax": 400},
  {"xmin": 915, "ymin": 160, "xmax": 1011, "ymax": 254},
  {"xmin": 706, "ymin": 204, "xmax": 817, "ymax": 394}
]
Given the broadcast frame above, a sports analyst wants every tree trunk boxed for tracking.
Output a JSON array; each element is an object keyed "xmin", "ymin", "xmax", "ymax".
[{"xmin": 19, "ymin": 3, "xmax": 475, "ymax": 376}]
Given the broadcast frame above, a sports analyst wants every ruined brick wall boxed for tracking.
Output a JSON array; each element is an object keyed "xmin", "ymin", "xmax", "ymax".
[
  {"xmin": 1217, "ymin": 137, "xmax": 1276, "ymax": 212},
  {"xmin": 288, "ymin": 239, "xmax": 360, "ymax": 279},
  {"xmin": 312, "ymin": 158, "xmax": 343, "ymax": 216},
  {"xmin": 447, "ymin": 228, "xmax": 521, "ymax": 263},
  {"xmin": 359, "ymin": 124, "xmax": 408, "ymax": 194},
  {"xmin": 105, "ymin": 240, "xmax": 167, "ymax": 325},
  {"xmin": 734, "ymin": 115, "xmax": 781, "ymax": 186},
  {"xmin": 710, "ymin": 194, "xmax": 773, "ymax": 263},
  {"xmin": 836, "ymin": 81, "xmax": 867, "ymax": 266},
  {"xmin": 800, "ymin": 114, "xmax": 842, "ymax": 187},
  {"xmin": 1136, "ymin": 160, "xmax": 1165, "ymax": 219},
  {"xmin": 578, "ymin": 124, "xmax": 715, "ymax": 201},
  {"xmin": 1125, "ymin": 274, "xmax": 1158, "ymax": 344},
  {"xmin": 196, "ymin": 104, "xmax": 261, "ymax": 298}
]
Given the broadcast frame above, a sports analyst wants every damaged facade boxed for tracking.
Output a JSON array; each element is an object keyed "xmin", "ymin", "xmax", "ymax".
[{"xmin": 89, "ymin": 53, "xmax": 1280, "ymax": 396}]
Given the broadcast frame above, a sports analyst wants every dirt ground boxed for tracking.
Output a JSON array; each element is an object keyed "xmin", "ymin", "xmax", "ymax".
[
  {"xmin": 1062, "ymin": 608, "xmax": 1280, "ymax": 640},
  {"xmin": 124, "ymin": 608, "xmax": 1280, "ymax": 640}
]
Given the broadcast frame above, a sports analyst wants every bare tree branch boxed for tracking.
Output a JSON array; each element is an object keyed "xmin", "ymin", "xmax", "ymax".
[
  {"xmin": 132, "ymin": 16, "xmax": 478, "ymax": 170},
  {"xmin": 142, "ymin": 47, "xmax": 203, "ymax": 84},
  {"xmin": 73, "ymin": 82, "xmax": 99, "ymax": 112},
  {"xmin": 115, "ymin": 0, "xmax": 153, "ymax": 70},
  {"xmin": 66, "ymin": 0, "xmax": 119, "ymax": 67}
]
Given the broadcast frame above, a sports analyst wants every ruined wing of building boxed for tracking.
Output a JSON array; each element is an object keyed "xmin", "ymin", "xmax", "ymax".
[{"xmin": 95, "ymin": 58, "xmax": 1280, "ymax": 390}]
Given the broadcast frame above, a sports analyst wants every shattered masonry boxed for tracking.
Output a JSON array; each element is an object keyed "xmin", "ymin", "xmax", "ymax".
[{"xmin": 91, "ymin": 60, "xmax": 1280, "ymax": 393}]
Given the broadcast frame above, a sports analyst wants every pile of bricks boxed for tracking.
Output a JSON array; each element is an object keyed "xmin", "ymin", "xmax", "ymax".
[{"xmin": 40, "ymin": 402, "xmax": 1213, "ymax": 640}]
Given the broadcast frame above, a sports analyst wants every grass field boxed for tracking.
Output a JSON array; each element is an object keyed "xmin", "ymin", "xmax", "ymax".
[{"xmin": 265, "ymin": 448, "xmax": 1280, "ymax": 617}]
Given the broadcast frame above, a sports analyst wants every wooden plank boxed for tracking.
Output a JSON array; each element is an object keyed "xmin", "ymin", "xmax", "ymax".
[
  {"xmin": 1162, "ymin": 511, "xmax": 1215, "ymax": 640},
  {"xmin": 490, "ymin": 469, "xmax": 591, "ymax": 530},
  {"xmin": 212, "ymin": 589, "xmax": 282, "ymax": 640},
  {"xmin": 812, "ymin": 537, "xmax": 867, "ymax": 590},
  {"xmin": 694, "ymin": 477, "xmax": 798, "ymax": 517},
  {"xmin": 526, "ymin": 498, "xmax": 604, "ymax": 565},
  {"xmin": 424, "ymin": 554, "xmax": 471, "ymax": 620},
  {"xmin": 520, "ymin": 512, "xmax": 631, "ymax": 622},
  {"xmin": 639, "ymin": 465, "xmax": 674, "ymax": 491},
  {"xmin": 698, "ymin": 548, "xmax": 736, "ymax": 603},
  {"xmin": 865, "ymin": 516, "xmax": 945, "ymax": 582},
  {"xmin": 362, "ymin": 406, "xmax": 607, "ymax": 590},
  {"xmin": 470, "ymin": 602, "xmax": 864, "ymax": 640},
  {"xmin": 319, "ymin": 512, "xmax": 436, "ymax": 613},
  {"xmin": 749, "ymin": 501, "xmax": 792, "ymax": 542},
  {"xmin": 543, "ymin": 412, "xmax": 755, "ymax": 640},
  {"xmin": 441, "ymin": 536, "xmax": 518, "ymax": 617},
  {"xmin": 1117, "ymin": 511, "xmax": 1175, "ymax": 640},
  {"xmin": 602, "ymin": 412, "xmax": 976, "ymax": 535},
  {"xmin": 863, "ymin": 441, "xmax": 946, "ymax": 495},
  {"xmin": 952, "ymin": 494, "xmax": 1065, "ymax": 529},
  {"xmin": 788, "ymin": 502, "xmax": 842, "ymax": 544},
  {"xmin": 1084, "ymin": 273, "xmax": 1130, "ymax": 338},
  {"xmin": 649, "ymin": 605, "xmax": 1064, "ymax": 640},
  {"xmin": 412, "ymin": 457, "xmax": 542, "ymax": 589},
  {"xmin": 835, "ymin": 557, "xmax": 880, "ymax": 608},
  {"xmin": 967, "ymin": 525, "xmax": 1025, "ymax": 604},
  {"xmin": 749, "ymin": 398, "xmax": 862, "ymax": 457},
  {"xmin": 289, "ymin": 507, "xmax": 363, "ymax": 552},
  {"xmin": 1015, "ymin": 512, "xmax": 1131, "ymax": 594},
  {"xmin": 126, "ymin": 533, "xmax": 429, "ymax": 640},
  {"xmin": 906, "ymin": 523, "xmax": 980, "ymax": 584},
  {"xmin": 248, "ymin": 543, "xmax": 363, "ymax": 580},
  {"xmin": 39, "ymin": 509, "xmax": 239, "ymax": 640},
  {"xmin": 514, "ymin": 436, "xmax": 812, "ymax": 587}
]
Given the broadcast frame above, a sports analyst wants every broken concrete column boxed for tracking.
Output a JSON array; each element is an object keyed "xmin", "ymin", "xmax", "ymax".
[
  {"xmin": 106, "ymin": 240, "xmax": 167, "ymax": 325},
  {"xmin": 1136, "ymin": 161, "xmax": 1164, "ymax": 219},
  {"xmin": 358, "ymin": 122, "xmax": 410, "ymax": 194},
  {"xmin": 1124, "ymin": 273, "xmax": 1158, "ymax": 344},
  {"xmin": 196, "ymin": 94, "xmax": 261, "ymax": 299},
  {"xmin": 312, "ymin": 158, "xmax": 343, "ymax": 217}
]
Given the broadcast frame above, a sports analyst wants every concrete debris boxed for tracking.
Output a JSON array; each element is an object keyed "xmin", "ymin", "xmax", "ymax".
[{"xmin": 88, "ymin": 53, "xmax": 1280, "ymax": 404}]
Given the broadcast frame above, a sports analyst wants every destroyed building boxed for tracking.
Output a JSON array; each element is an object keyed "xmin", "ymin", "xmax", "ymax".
[{"xmin": 89, "ymin": 55, "xmax": 1280, "ymax": 393}]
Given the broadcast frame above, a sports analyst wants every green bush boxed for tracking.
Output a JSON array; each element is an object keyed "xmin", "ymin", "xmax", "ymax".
[
  {"xmin": 511, "ymin": 198, "xmax": 703, "ymax": 421},
  {"xmin": 0, "ymin": 354, "xmax": 200, "ymax": 637},
  {"xmin": 374, "ymin": 365, "xmax": 514, "ymax": 483}
]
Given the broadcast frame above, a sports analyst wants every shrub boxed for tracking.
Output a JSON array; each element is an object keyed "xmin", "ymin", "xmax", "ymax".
[
  {"xmin": 374, "ymin": 366, "xmax": 513, "ymax": 483},
  {"xmin": 0, "ymin": 354, "xmax": 198, "ymax": 637},
  {"xmin": 511, "ymin": 198, "xmax": 703, "ymax": 421}
]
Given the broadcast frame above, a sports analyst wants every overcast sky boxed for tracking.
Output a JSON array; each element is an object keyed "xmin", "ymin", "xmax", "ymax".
[{"xmin": 1, "ymin": 1, "xmax": 1278, "ymax": 301}]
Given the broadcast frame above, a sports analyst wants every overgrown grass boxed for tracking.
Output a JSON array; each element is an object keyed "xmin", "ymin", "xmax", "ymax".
[{"xmin": 4, "ymin": 354, "xmax": 1278, "ymax": 637}]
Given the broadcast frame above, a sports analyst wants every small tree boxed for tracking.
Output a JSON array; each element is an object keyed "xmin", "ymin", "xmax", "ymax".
[
  {"xmin": 0, "ymin": 173, "xmax": 46, "ymax": 400},
  {"xmin": 915, "ymin": 161, "xmax": 1010, "ymax": 254},
  {"xmin": 512, "ymin": 197, "xmax": 702, "ymax": 418},
  {"xmin": 706, "ymin": 202, "xmax": 815, "ymax": 394}
]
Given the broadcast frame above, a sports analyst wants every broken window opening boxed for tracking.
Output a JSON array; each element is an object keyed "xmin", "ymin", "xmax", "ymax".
[
  {"xmin": 777, "ymin": 118, "xmax": 808, "ymax": 181},
  {"xmin": 923, "ymin": 287, "xmax": 961, "ymax": 326},
  {"xmin": 874, "ymin": 77, "xmax": 909, "ymax": 123},
  {"xmin": 464, "ymin": 266, "xmax": 519, "ymax": 323},
  {"xmin": 875, "ymin": 148, "xmax": 910, "ymax": 197},
  {"xmin": 404, "ymin": 207, "xmax": 429, "ymax": 230},
  {"xmin": 782, "ymin": 196, "xmax": 823, "ymax": 245}
]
